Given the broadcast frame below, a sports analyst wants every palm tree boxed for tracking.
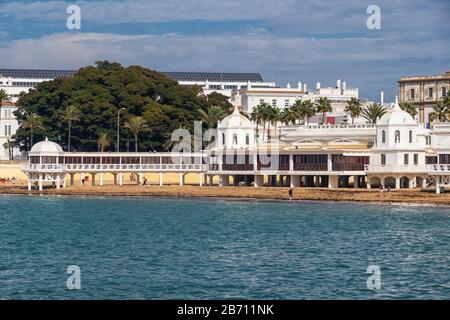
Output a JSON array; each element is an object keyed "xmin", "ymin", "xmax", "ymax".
[
  {"xmin": 250, "ymin": 105, "xmax": 262, "ymax": 139},
  {"xmin": 198, "ymin": 105, "xmax": 226, "ymax": 128},
  {"xmin": 300, "ymin": 100, "xmax": 317, "ymax": 125},
  {"xmin": 362, "ymin": 104, "xmax": 387, "ymax": 124},
  {"xmin": 22, "ymin": 113, "xmax": 45, "ymax": 150},
  {"xmin": 399, "ymin": 102, "xmax": 417, "ymax": 118},
  {"xmin": 61, "ymin": 105, "xmax": 80, "ymax": 152},
  {"xmin": 444, "ymin": 91, "xmax": 450, "ymax": 107},
  {"xmin": 124, "ymin": 116, "xmax": 149, "ymax": 152},
  {"xmin": 429, "ymin": 101, "xmax": 448, "ymax": 123},
  {"xmin": 315, "ymin": 97, "xmax": 332, "ymax": 125},
  {"xmin": 269, "ymin": 106, "xmax": 281, "ymax": 139},
  {"xmin": 3, "ymin": 138, "xmax": 14, "ymax": 160},
  {"xmin": 97, "ymin": 132, "xmax": 110, "ymax": 152},
  {"xmin": 0, "ymin": 89, "xmax": 11, "ymax": 127},
  {"xmin": 344, "ymin": 97, "xmax": 363, "ymax": 124},
  {"xmin": 254, "ymin": 103, "xmax": 272, "ymax": 140}
]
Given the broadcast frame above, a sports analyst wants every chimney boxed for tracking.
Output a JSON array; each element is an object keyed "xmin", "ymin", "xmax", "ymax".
[
  {"xmin": 316, "ymin": 82, "xmax": 321, "ymax": 89},
  {"xmin": 342, "ymin": 81, "xmax": 347, "ymax": 91},
  {"xmin": 336, "ymin": 79, "xmax": 341, "ymax": 89},
  {"xmin": 380, "ymin": 91, "xmax": 384, "ymax": 105},
  {"xmin": 303, "ymin": 83, "xmax": 308, "ymax": 92}
]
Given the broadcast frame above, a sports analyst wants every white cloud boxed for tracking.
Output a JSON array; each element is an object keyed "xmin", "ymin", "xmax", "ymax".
[{"xmin": 0, "ymin": 31, "xmax": 448, "ymax": 101}]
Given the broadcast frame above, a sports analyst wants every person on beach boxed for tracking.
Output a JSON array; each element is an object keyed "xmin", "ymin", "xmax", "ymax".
[{"xmin": 288, "ymin": 187, "xmax": 294, "ymax": 200}]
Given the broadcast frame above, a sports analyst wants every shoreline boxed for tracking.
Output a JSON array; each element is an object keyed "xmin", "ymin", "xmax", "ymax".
[{"xmin": 1, "ymin": 184, "xmax": 449, "ymax": 207}]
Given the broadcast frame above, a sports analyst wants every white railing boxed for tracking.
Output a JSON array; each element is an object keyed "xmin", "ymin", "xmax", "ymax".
[
  {"xmin": 24, "ymin": 163, "xmax": 207, "ymax": 172},
  {"xmin": 23, "ymin": 164, "xmax": 65, "ymax": 171},
  {"xmin": 365, "ymin": 164, "xmax": 428, "ymax": 173},
  {"xmin": 282, "ymin": 124, "xmax": 376, "ymax": 132},
  {"xmin": 428, "ymin": 164, "xmax": 450, "ymax": 173}
]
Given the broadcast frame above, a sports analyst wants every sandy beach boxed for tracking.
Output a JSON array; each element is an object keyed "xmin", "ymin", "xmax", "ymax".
[{"xmin": 1, "ymin": 184, "xmax": 449, "ymax": 206}]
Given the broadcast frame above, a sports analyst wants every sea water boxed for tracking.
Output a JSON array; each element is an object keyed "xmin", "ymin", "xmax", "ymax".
[{"xmin": 0, "ymin": 195, "xmax": 449, "ymax": 299}]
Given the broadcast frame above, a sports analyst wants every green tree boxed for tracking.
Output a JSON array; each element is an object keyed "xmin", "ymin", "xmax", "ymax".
[
  {"xmin": 14, "ymin": 61, "xmax": 209, "ymax": 151},
  {"xmin": 124, "ymin": 116, "xmax": 149, "ymax": 152},
  {"xmin": 198, "ymin": 105, "xmax": 226, "ymax": 128},
  {"xmin": 345, "ymin": 97, "xmax": 363, "ymax": 124},
  {"xmin": 3, "ymin": 138, "xmax": 14, "ymax": 160},
  {"xmin": 429, "ymin": 101, "xmax": 448, "ymax": 123},
  {"xmin": 21, "ymin": 113, "xmax": 45, "ymax": 149},
  {"xmin": 61, "ymin": 105, "xmax": 80, "ymax": 151},
  {"xmin": 362, "ymin": 104, "xmax": 387, "ymax": 124},
  {"xmin": 0, "ymin": 89, "xmax": 11, "ymax": 127},
  {"xmin": 399, "ymin": 102, "xmax": 417, "ymax": 118},
  {"xmin": 315, "ymin": 97, "xmax": 332, "ymax": 125},
  {"xmin": 97, "ymin": 132, "xmax": 110, "ymax": 152}
]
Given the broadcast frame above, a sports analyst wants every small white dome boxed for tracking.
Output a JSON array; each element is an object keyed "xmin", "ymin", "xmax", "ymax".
[
  {"xmin": 218, "ymin": 106, "xmax": 252, "ymax": 129},
  {"xmin": 379, "ymin": 102, "xmax": 415, "ymax": 125},
  {"xmin": 30, "ymin": 137, "xmax": 64, "ymax": 154}
]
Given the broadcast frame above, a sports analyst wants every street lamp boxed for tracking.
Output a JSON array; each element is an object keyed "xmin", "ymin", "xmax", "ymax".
[{"xmin": 117, "ymin": 108, "xmax": 126, "ymax": 152}]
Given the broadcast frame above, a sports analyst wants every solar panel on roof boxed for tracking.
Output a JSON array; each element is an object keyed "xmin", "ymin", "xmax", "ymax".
[
  {"xmin": 162, "ymin": 72, "xmax": 264, "ymax": 83},
  {"xmin": 0, "ymin": 69, "xmax": 76, "ymax": 79},
  {"xmin": 0, "ymin": 69, "xmax": 265, "ymax": 83}
]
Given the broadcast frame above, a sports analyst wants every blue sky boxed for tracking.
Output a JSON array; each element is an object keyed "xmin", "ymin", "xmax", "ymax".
[{"xmin": 0, "ymin": 0, "xmax": 449, "ymax": 101}]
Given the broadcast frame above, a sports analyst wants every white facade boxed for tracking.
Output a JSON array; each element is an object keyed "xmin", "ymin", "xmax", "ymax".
[
  {"xmin": 0, "ymin": 69, "xmax": 75, "ymax": 160},
  {"xmin": 161, "ymin": 72, "xmax": 276, "ymax": 98},
  {"xmin": 217, "ymin": 106, "xmax": 255, "ymax": 149},
  {"xmin": 231, "ymin": 79, "xmax": 363, "ymax": 123}
]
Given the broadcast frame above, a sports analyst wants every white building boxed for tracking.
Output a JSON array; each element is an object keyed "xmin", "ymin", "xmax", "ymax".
[
  {"xmin": 161, "ymin": 72, "xmax": 276, "ymax": 97},
  {"xmin": 231, "ymin": 79, "xmax": 366, "ymax": 124},
  {"xmin": 23, "ymin": 98, "xmax": 450, "ymax": 193},
  {"xmin": 0, "ymin": 69, "xmax": 76, "ymax": 160}
]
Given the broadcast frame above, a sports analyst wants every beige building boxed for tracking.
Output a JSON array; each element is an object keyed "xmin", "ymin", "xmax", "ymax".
[{"xmin": 398, "ymin": 71, "xmax": 450, "ymax": 124}]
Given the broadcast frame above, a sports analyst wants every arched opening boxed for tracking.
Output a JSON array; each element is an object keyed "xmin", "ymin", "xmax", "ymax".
[
  {"xmin": 369, "ymin": 177, "xmax": 382, "ymax": 188},
  {"xmin": 409, "ymin": 130, "xmax": 413, "ymax": 143},
  {"xmin": 381, "ymin": 130, "xmax": 386, "ymax": 143},
  {"xmin": 233, "ymin": 133, "xmax": 238, "ymax": 145},
  {"xmin": 416, "ymin": 176, "xmax": 424, "ymax": 189},
  {"xmin": 384, "ymin": 177, "xmax": 396, "ymax": 188},
  {"xmin": 400, "ymin": 176, "xmax": 410, "ymax": 189},
  {"xmin": 245, "ymin": 134, "xmax": 250, "ymax": 145},
  {"xmin": 394, "ymin": 130, "xmax": 401, "ymax": 143},
  {"xmin": 222, "ymin": 133, "xmax": 226, "ymax": 146}
]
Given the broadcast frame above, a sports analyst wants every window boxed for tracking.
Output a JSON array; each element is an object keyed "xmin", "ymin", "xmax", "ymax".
[
  {"xmin": 410, "ymin": 89, "xmax": 415, "ymax": 99},
  {"xmin": 222, "ymin": 133, "xmax": 225, "ymax": 146},
  {"xmin": 4, "ymin": 125, "xmax": 11, "ymax": 136},
  {"xmin": 409, "ymin": 130, "xmax": 413, "ymax": 143},
  {"xmin": 425, "ymin": 136, "xmax": 431, "ymax": 145},
  {"xmin": 381, "ymin": 130, "xmax": 386, "ymax": 143},
  {"xmin": 259, "ymin": 99, "xmax": 264, "ymax": 105},
  {"xmin": 285, "ymin": 100, "xmax": 290, "ymax": 108},
  {"xmin": 428, "ymin": 87, "xmax": 433, "ymax": 98},
  {"xmin": 414, "ymin": 154, "xmax": 418, "ymax": 165},
  {"xmin": 233, "ymin": 133, "xmax": 238, "ymax": 145},
  {"xmin": 442, "ymin": 87, "xmax": 447, "ymax": 98},
  {"xmin": 381, "ymin": 154, "xmax": 386, "ymax": 165},
  {"xmin": 395, "ymin": 130, "xmax": 400, "ymax": 143},
  {"xmin": 245, "ymin": 134, "xmax": 249, "ymax": 145},
  {"xmin": 272, "ymin": 99, "xmax": 277, "ymax": 107},
  {"xmin": 404, "ymin": 154, "xmax": 409, "ymax": 165}
]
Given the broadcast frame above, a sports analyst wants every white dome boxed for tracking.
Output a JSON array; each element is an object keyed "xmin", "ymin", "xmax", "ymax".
[
  {"xmin": 30, "ymin": 137, "xmax": 64, "ymax": 154},
  {"xmin": 379, "ymin": 102, "xmax": 415, "ymax": 125},
  {"xmin": 218, "ymin": 106, "xmax": 252, "ymax": 129}
]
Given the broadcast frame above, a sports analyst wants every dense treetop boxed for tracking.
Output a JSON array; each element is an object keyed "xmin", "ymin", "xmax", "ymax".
[{"xmin": 14, "ymin": 61, "xmax": 232, "ymax": 152}]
